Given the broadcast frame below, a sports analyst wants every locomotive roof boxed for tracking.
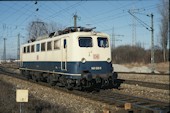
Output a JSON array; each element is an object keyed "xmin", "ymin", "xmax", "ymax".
[{"xmin": 22, "ymin": 27, "xmax": 109, "ymax": 46}]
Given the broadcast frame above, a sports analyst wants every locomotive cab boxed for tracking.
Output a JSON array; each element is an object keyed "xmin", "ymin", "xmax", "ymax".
[{"xmin": 69, "ymin": 32, "xmax": 114, "ymax": 89}]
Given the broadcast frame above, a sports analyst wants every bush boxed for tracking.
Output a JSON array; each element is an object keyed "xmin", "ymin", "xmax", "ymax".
[{"xmin": 111, "ymin": 45, "xmax": 167, "ymax": 64}]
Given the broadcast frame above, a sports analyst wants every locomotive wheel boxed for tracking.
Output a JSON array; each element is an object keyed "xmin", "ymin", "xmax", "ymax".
[
  {"xmin": 32, "ymin": 74, "xmax": 39, "ymax": 82},
  {"xmin": 94, "ymin": 83, "xmax": 101, "ymax": 92},
  {"xmin": 66, "ymin": 83, "xmax": 73, "ymax": 90},
  {"xmin": 47, "ymin": 75, "xmax": 56, "ymax": 86},
  {"xmin": 78, "ymin": 86, "xmax": 84, "ymax": 91},
  {"xmin": 21, "ymin": 70, "xmax": 31, "ymax": 80},
  {"xmin": 32, "ymin": 75, "xmax": 37, "ymax": 82},
  {"xmin": 66, "ymin": 79, "xmax": 75, "ymax": 90}
]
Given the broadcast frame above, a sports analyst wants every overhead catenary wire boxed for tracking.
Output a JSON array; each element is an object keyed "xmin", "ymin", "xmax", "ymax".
[
  {"xmin": 0, "ymin": 3, "xmax": 30, "ymax": 24},
  {"xmin": 128, "ymin": 10, "xmax": 151, "ymax": 31},
  {"xmin": 80, "ymin": 2, "xmax": 162, "ymax": 29},
  {"xmin": 0, "ymin": 2, "xmax": 161, "ymax": 36},
  {"xmin": 0, "ymin": 1, "xmax": 162, "ymax": 28},
  {"xmin": 38, "ymin": 2, "xmax": 73, "ymax": 24},
  {"xmin": 0, "ymin": 1, "xmax": 161, "ymax": 60},
  {"xmin": 10, "ymin": 4, "xmax": 33, "ymax": 25},
  {"xmin": 43, "ymin": 2, "xmax": 82, "ymax": 20},
  {"xmin": 81, "ymin": 1, "xmax": 139, "ymax": 23}
]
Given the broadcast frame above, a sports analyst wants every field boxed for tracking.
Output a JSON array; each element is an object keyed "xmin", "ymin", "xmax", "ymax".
[{"xmin": 0, "ymin": 79, "xmax": 71, "ymax": 113}]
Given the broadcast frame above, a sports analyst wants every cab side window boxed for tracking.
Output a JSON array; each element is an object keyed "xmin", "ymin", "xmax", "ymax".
[
  {"xmin": 27, "ymin": 46, "xmax": 30, "ymax": 53},
  {"xmin": 36, "ymin": 44, "xmax": 40, "ymax": 52},
  {"xmin": 79, "ymin": 37, "xmax": 92, "ymax": 47},
  {"xmin": 31, "ymin": 45, "xmax": 35, "ymax": 52},
  {"xmin": 41, "ymin": 42, "xmax": 46, "ymax": 51},
  {"xmin": 47, "ymin": 41, "xmax": 52, "ymax": 51},
  {"xmin": 23, "ymin": 47, "xmax": 26, "ymax": 53},
  {"xmin": 54, "ymin": 40, "xmax": 60, "ymax": 49}
]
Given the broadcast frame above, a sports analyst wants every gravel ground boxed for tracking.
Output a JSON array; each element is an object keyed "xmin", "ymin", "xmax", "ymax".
[
  {"xmin": 0, "ymin": 64, "xmax": 169, "ymax": 112},
  {"xmin": 0, "ymin": 74, "xmax": 122, "ymax": 113},
  {"xmin": 0, "ymin": 73, "xmax": 169, "ymax": 113}
]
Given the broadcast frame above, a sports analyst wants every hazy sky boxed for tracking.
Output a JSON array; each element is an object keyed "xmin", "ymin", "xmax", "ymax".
[{"xmin": 0, "ymin": 0, "xmax": 164, "ymax": 59}]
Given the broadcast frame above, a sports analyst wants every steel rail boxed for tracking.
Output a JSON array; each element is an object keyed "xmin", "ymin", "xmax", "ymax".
[
  {"xmin": 117, "ymin": 71, "xmax": 169, "ymax": 76},
  {"xmin": 116, "ymin": 79, "xmax": 169, "ymax": 90}
]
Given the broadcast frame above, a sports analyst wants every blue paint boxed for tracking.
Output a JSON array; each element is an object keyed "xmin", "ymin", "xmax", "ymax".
[{"xmin": 21, "ymin": 61, "xmax": 113, "ymax": 75}]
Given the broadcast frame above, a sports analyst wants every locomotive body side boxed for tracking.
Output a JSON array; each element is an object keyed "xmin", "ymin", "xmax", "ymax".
[{"xmin": 20, "ymin": 31, "xmax": 114, "ymax": 90}]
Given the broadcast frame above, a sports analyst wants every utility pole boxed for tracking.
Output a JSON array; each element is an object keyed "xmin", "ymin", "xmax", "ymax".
[
  {"xmin": 129, "ymin": 8, "xmax": 137, "ymax": 46},
  {"xmin": 73, "ymin": 13, "xmax": 81, "ymax": 30},
  {"xmin": 128, "ymin": 8, "xmax": 145, "ymax": 46},
  {"xmin": 148, "ymin": 13, "xmax": 154, "ymax": 73},
  {"xmin": 128, "ymin": 10, "xmax": 154, "ymax": 72},
  {"xmin": 111, "ymin": 26, "xmax": 123, "ymax": 60},
  {"xmin": 73, "ymin": 13, "xmax": 78, "ymax": 28},
  {"xmin": 112, "ymin": 26, "xmax": 123, "ymax": 49},
  {"xmin": 132, "ymin": 10, "xmax": 136, "ymax": 46},
  {"xmin": 112, "ymin": 27, "xmax": 115, "ymax": 49},
  {"xmin": 17, "ymin": 33, "xmax": 20, "ymax": 60},
  {"xmin": 3, "ymin": 38, "xmax": 7, "ymax": 62}
]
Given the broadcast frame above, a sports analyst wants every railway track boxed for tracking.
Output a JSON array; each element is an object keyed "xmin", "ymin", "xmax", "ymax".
[
  {"xmin": 117, "ymin": 71, "xmax": 169, "ymax": 76},
  {"xmin": 0, "ymin": 67, "xmax": 169, "ymax": 113},
  {"xmin": 0, "ymin": 66, "xmax": 169, "ymax": 90},
  {"xmin": 89, "ymin": 92, "xmax": 170, "ymax": 113},
  {"xmin": 115, "ymin": 79, "xmax": 169, "ymax": 90}
]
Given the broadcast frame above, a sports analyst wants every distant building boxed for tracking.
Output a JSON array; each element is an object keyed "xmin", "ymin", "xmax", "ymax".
[{"xmin": 0, "ymin": 59, "xmax": 16, "ymax": 63}]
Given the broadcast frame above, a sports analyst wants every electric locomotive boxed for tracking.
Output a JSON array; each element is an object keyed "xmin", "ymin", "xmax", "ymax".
[{"xmin": 20, "ymin": 27, "xmax": 115, "ymax": 90}]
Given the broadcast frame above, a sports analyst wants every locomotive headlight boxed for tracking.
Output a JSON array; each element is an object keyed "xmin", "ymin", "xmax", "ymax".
[
  {"xmin": 81, "ymin": 58, "xmax": 86, "ymax": 63},
  {"xmin": 107, "ymin": 58, "xmax": 111, "ymax": 63}
]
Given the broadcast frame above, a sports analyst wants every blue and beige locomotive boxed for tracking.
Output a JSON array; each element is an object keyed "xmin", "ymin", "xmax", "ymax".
[{"xmin": 20, "ymin": 27, "xmax": 115, "ymax": 90}]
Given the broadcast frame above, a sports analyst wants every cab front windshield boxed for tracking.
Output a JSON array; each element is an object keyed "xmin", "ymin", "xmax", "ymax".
[
  {"xmin": 78, "ymin": 37, "xmax": 109, "ymax": 48},
  {"xmin": 97, "ymin": 37, "xmax": 109, "ymax": 48}
]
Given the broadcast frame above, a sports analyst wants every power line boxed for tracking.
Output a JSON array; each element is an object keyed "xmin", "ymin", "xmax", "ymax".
[
  {"xmin": 0, "ymin": 3, "xmax": 30, "ymax": 24},
  {"xmin": 44, "ymin": 2, "xmax": 82, "ymax": 20},
  {"xmin": 128, "ymin": 10, "xmax": 151, "ymax": 31},
  {"xmin": 10, "ymin": 4, "xmax": 32, "ymax": 25},
  {"xmin": 81, "ymin": 1, "xmax": 138, "ymax": 23},
  {"xmin": 92, "ymin": 13, "xmax": 129, "ymax": 27},
  {"xmin": 111, "ymin": 26, "xmax": 123, "ymax": 49}
]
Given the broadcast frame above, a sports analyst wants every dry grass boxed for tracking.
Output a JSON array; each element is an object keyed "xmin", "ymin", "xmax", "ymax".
[
  {"xmin": 123, "ymin": 62, "xmax": 169, "ymax": 73},
  {"xmin": 154, "ymin": 62, "xmax": 169, "ymax": 73},
  {"xmin": 123, "ymin": 62, "xmax": 147, "ymax": 68},
  {"xmin": 0, "ymin": 80, "xmax": 71, "ymax": 113}
]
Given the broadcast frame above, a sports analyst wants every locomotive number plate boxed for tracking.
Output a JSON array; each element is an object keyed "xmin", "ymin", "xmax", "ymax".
[{"xmin": 91, "ymin": 67, "xmax": 102, "ymax": 70}]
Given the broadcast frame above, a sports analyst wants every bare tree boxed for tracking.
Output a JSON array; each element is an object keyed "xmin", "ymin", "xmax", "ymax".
[
  {"xmin": 47, "ymin": 21, "xmax": 65, "ymax": 33},
  {"xmin": 27, "ymin": 19, "xmax": 48, "ymax": 41},
  {"xmin": 27, "ymin": 19, "xmax": 65, "ymax": 41},
  {"xmin": 158, "ymin": 0, "xmax": 169, "ymax": 62}
]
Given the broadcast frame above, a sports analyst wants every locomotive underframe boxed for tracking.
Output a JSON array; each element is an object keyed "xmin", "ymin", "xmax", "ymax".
[{"xmin": 20, "ymin": 68, "xmax": 115, "ymax": 91}]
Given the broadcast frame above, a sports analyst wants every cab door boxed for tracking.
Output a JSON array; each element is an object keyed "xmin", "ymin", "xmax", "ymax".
[{"xmin": 61, "ymin": 38, "xmax": 67, "ymax": 71}]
